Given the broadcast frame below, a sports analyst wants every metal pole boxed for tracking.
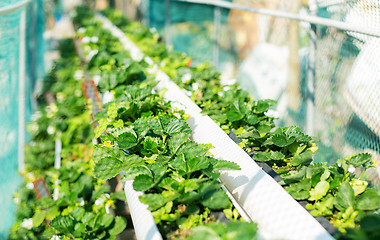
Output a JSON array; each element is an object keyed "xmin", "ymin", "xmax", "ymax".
[
  {"xmin": 175, "ymin": 0, "xmax": 380, "ymax": 38},
  {"xmin": 213, "ymin": 6, "xmax": 221, "ymax": 69},
  {"xmin": 165, "ymin": 0, "xmax": 172, "ymax": 48},
  {"xmin": 18, "ymin": 9, "xmax": 26, "ymax": 173},
  {"xmin": 306, "ymin": 0, "xmax": 317, "ymax": 136}
]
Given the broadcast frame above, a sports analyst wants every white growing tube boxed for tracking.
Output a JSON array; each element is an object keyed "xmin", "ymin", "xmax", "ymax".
[{"xmin": 120, "ymin": 174, "xmax": 163, "ymax": 240}]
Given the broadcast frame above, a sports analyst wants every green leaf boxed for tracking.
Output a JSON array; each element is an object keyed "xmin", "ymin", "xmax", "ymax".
[
  {"xmin": 253, "ymin": 100, "xmax": 270, "ymax": 113},
  {"xmin": 133, "ymin": 174, "xmax": 154, "ymax": 191},
  {"xmin": 107, "ymin": 102, "xmax": 118, "ymax": 119},
  {"xmin": 71, "ymin": 207, "xmax": 85, "ymax": 221},
  {"xmin": 349, "ymin": 153, "xmax": 372, "ymax": 168},
  {"xmin": 164, "ymin": 118, "xmax": 192, "ymax": 135},
  {"xmin": 93, "ymin": 157, "xmax": 123, "ymax": 180},
  {"xmin": 101, "ymin": 214, "xmax": 114, "ymax": 228},
  {"xmin": 226, "ymin": 101, "xmax": 245, "ymax": 122},
  {"xmin": 245, "ymin": 115, "xmax": 259, "ymax": 125},
  {"xmin": 199, "ymin": 182, "xmax": 231, "ymax": 210},
  {"xmin": 123, "ymin": 154, "xmax": 145, "ymax": 171},
  {"xmin": 308, "ymin": 180, "xmax": 329, "ymax": 201},
  {"xmin": 74, "ymin": 222, "xmax": 85, "ymax": 234},
  {"xmin": 201, "ymin": 189, "xmax": 231, "ymax": 210},
  {"xmin": 168, "ymin": 133, "xmax": 188, "ymax": 155},
  {"xmin": 271, "ymin": 151, "xmax": 285, "ymax": 160},
  {"xmin": 291, "ymin": 150, "xmax": 313, "ymax": 167},
  {"xmin": 45, "ymin": 206, "xmax": 59, "ymax": 220},
  {"xmin": 117, "ymin": 130, "xmax": 138, "ymax": 149},
  {"xmin": 336, "ymin": 182, "xmax": 355, "ymax": 208},
  {"xmin": 285, "ymin": 179, "xmax": 311, "ymax": 200},
  {"xmin": 272, "ymin": 133, "xmax": 295, "ymax": 147},
  {"xmin": 210, "ymin": 159, "xmax": 240, "ymax": 171},
  {"xmin": 187, "ymin": 226, "xmax": 221, "ymax": 240},
  {"xmin": 356, "ymin": 189, "xmax": 380, "ymax": 210},
  {"xmin": 50, "ymin": 215, "xmax": 74, "ymax": 234},
  {"xmin": 32, "ymin": 211, "xmax": 46, "ymax": 227},
  {"xmin": 252, "ymin": 152, "xmax": 271, "ymax": 162},
  {"xmin": 95, "ymin": 118, "xmax": 108, "ymax": 138},
  {"xmin": 109, "ymin": 216, "xmax": 127, "ymax": 236}
]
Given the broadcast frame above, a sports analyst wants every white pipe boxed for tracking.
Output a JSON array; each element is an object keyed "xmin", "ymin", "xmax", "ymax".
[
  {"xmin": 0, "ymin": 0, "xmax": 30, "ymax": 16},
  {"xmin": 96, "ymin": 14, "xmax": 334, "ymax": 240},
  {"xmin": 175, "ymin": 0, "xmax": 380, "ymax": 38},
  {"xmin": 18, "ymin": 8, "xmax": 26, "ymax": 173},
  {"xmin": 121, "ymin": 176, "xmax": 163, "ymax": 240}
]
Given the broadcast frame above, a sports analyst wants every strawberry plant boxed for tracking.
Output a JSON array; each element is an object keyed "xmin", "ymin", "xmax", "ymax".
[{"xmin": 99, "ymin": 8, "xmax": 380, "ymax": 239}]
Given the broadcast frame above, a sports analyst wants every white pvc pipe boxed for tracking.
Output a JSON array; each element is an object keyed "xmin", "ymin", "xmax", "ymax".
[
  {"xmin": 96, "ymin": 14, "xmax": 334, "ymax": 240},
  {"xmin": 18, "ymin": 8, "xmax": 26, "ymax": 173},
  {"xmin": 121, "ymin": 176, "xmax": 163, "ymax": 240},
  {"xmin": 175, "ymin": 0, "xmax": 380, "ymax": 38}
]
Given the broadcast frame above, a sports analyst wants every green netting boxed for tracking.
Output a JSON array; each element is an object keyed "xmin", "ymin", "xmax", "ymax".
[
  {"xmin": 147, "ymin": 0, "xmax": 235, "ymax": 66},
  {"xmin": 0, "ymin": 0, "xmax": 45, "ymax": 237}
]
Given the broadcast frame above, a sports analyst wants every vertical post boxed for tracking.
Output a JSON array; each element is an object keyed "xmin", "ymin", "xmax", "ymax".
[
  {"xmin": 307, "ymin": 0, "xmax": 317, "ymax": 136},
  {"xmin": 165, "ymin": 0, "xmax": 171, "ymax": 48},
  {"xmin": 286, "ymin": 0, "xmax": 301, "ymax": 112},
  {"xmin": 54, "ymin": 137, "xmax": 62, "ymax": 200},
  {"xmin": 18, "ymin": 9, "xmax": 26, "ymax": 173},
  {"xmin": 213, "ymin": 6, "xmax": 221, "ymax": 69}
]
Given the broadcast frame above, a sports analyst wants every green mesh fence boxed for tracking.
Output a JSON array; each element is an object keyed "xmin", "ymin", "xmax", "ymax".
[
  {"xmin": 136, "ymin": 0, "xmax": 380, "ymax": 185},
  {"xmin": 0, "ymin": 0, "xmax": 45, "ymax": 237}
]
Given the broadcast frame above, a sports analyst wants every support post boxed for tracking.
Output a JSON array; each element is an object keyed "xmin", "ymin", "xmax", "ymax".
[
  {"xmin": 306, "ymin": 0, "xmax": 317, "ymax": 136},
  {"xmin": 165, "ymin": 0, "xmax": 171, "ymax": 48},
  {"xmin": 18, "ymin": 9, "xmax": 26, "ymax": 173},
  {"xmin": 213, "ymin": 6, "xmax": 221, "ymax": 69}
]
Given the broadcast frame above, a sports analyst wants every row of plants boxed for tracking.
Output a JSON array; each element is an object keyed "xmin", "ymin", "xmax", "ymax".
[
  {"xmin": 98, "ymin": 7, "xmax": 380, "ymax": 239},
  {"xmin": 71, "ymin": 6, "xmax": 259, "ymax": 240},
  {"xmin": 8, "ymin": 39, "xmax": 127, "ymax": 240}
]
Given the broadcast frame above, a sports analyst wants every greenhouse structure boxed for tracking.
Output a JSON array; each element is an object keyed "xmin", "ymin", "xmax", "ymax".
[{"xmin": 1, "ymin": 0, "xmax": 380, "ymax": 239}]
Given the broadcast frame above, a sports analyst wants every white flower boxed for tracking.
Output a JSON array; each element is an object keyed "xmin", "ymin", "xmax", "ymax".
[
  {"xmin": 74, "ymin": 70, "xmax": 84, "ymax": 80},
  {"xmin": 26, "ymin": 182, "xmax": 34, "ymax": 190},
  {"xmin": 81, "ymin": 36, "xmax": 90, "ymax": 43},
  {"xmin": 105, "ymin": 202, "xmax": 110, "ymax": 214},
  {"xmin": 348, "ymin": 165, "xmax": 356, "ymax": 173},
  {"xmin": 56, "ymin": 92, "xmax": 65, "ymax": 103},
  {"xmin": 181, "ymin": 73, "xmax": 192, "ymax": 83},
  {"xmin": 77, "ymin": 197, "xmax": 85, "ymax": 206},
  {"xmin": 160, "ymin": 61, "xmax": 166, "ymax": 67},
  {"xmin": 13, "ymin": 197, "xmax": 20, "ymax": 204},
  {"xmin": 192, "ymin": 83, "xmax": 199, "ymax": 91},
  {"xmin": 21, "ymin": 218, "xmax": 33, "ymax": 229},
  {"xmin": 150, "ymin": 27, "xmax": 157, "ymax": 33},
  {"xmin": 91, "ymin": 36, "xmax": 99, "ymax": 43},
  {"xmin": 185, "ymin": 90, "xmax": 192, "ymax": 97},
  {"xmin": 223, "ymin": 86, "xmax": 231, "ymax": 91},
  {"xmin": 264, "ymin": 109, "xmax": 280, "ymax": 118},
  {"xmin": 47, "ymin": 125, "xmax": 55, "ymax": 135},
  {"xmin": 95, "ymin": 198, "xmax": 104, "ymax": 206},
  {"xmin": 77, "ymin": 28, "xmax": 86, "ymax": 34},
  {"xmin": 102, "ymin": 91, "xmax": 114, "ymax": 104},
  {"xmin": 50, "ymin": 235, "xmax": 61, "ymax": 240},
  {"xmin": 31, "ymin": 111, "xmax": 42, "ymax": 121},
  {"xmin": 86, "ymin": 49, "xmax": 99, "ymax": 62},
  {"xmin": 26, "ymin": 172, "xmax": 34, "ymax": 179},
  {"xmin": 218, "ymin": 91, "xmax": 224, "ymax": 97},
  {"xmin": 337, "ymin": 162, "xmax": 342, "ymax": 167},
  {"xmin": 93, "ymin": 75, "xmax": 101, "ymax": 86}
]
